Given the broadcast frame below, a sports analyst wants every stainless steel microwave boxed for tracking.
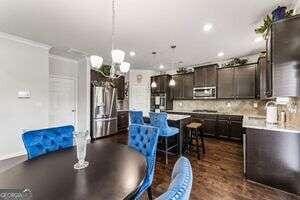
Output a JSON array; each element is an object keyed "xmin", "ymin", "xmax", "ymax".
[{"xmin": 193, "ymin": 87, "xmax": 216, "ymax": 99}]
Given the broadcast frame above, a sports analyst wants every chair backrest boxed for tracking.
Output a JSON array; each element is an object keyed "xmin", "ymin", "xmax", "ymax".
[
  {"xmin": 149, "ymin": 112, "xmax": 169, "ymax": 129},
  {"xmin": 22, "ymin": 125, "xmax": 74, "ymax": 159},
  {"xmin": 128, "ymin": 124, "xmax": 159, "ymax": 184},
  {"xmin": 156, "ymin": 157, "xmax": 193, "ymax": 200},
  {"xmin": 129, "ymin": 110, "xmax": 144, "ymax": 125}
]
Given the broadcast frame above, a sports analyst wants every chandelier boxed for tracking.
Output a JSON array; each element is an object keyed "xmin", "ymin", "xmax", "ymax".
[{"xmin": 89, "ymin": 0, "xmax": 130, "ymax": 78}]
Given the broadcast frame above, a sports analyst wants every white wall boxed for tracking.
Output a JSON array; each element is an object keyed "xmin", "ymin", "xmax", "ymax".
[
  {"xmin": 0, "ymin": 34, "xmax": 50, "ymax": 160},
  {"xmin": 295, "ymin": 0, "xmax": 300, "ymax": 14},
  {"xmin": 77, "ymin": 58, "xmax": 90, "ymax": 132},
  {"xmin": 49, "ymin": 55, "xmax": 78, "ymax": 78},
  {"xmin": 128, "ymin": 69, "xmax": 154, "ymax": 114}
]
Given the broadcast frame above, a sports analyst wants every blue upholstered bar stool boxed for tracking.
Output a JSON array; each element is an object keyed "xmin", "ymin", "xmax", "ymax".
[
  {"xmin": 128, "ymin": 124, "xmax": 159, "ymax": 200},
  {"xmin": 155, "ymin": 157, "xmax": 193, "ymax": 200},
  {"xmin": 22, "ymin": 125, "xmax": 74, "ymax": 159},
  {"xmin": 129, "ymin": 110, "xmax": 145, "ymax": 125},
  {"xmin": 149, "ymin": 112, "xmax": 179, "ymax": 164}
]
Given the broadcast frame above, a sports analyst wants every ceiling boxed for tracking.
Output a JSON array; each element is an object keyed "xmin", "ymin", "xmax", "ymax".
[{"xmin": 0, "ymin": 0, "xmax": 297, "ymax": 70}]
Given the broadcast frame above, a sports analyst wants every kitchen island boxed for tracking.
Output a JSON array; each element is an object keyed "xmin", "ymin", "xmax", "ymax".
[
  {"xmin": 143, "ymin": 114, "xmax": 191, "ymax": 156},
  {"xmin": 243, "ymin": 117, "xmax": 300, "ymax": 195}
]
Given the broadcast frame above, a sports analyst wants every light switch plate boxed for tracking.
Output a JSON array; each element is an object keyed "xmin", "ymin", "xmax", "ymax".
[{"xmin": 18, "ymin": 90, "xmax": 30, "ymax": 98}]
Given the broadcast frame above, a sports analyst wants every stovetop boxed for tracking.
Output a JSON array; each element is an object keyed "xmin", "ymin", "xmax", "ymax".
[{"xmin": 192, "ymin": 109, "xmax": 218, "ymax": 113}]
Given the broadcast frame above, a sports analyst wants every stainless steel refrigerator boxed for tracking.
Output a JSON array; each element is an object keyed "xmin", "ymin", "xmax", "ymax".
[{"xmin": 91, "ymin": 82, "xmax": 117, "ymax": 140}]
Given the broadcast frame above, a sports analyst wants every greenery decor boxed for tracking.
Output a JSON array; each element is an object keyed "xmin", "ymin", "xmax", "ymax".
[
  {"xmin": 224, "ymin": 58, "xmax": 248, "ymax": 67},
  {"xmin": 255, "ymin": 7, "xmax": 294, "ymax": 39}
]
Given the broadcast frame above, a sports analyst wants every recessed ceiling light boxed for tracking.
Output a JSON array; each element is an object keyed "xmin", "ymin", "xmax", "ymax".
[
  {"xmin": 159, "ymin": 64, "xmax": 164, "ymax": 69},
  {"xmin": 217, "ymin": 52, "xmax": 224, "ymax": 57},
  {"xmin": 254, "ymin": 36, "xmax": 263, "ymax": 43},
  {"xmin": 129, "ymin": 51, "xmax": 136, "ymax": 57},
  {"xmin": 203, "ymin": 23, "xmax": 213, "ymax": 32}
]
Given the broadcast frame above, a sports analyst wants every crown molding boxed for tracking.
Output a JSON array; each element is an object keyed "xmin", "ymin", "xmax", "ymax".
[
  {"xmin": 0, "ymin": 31, "xmax": 51, "ymax": 50},
  {"xmin": 49, "ymin": 54, "xmax": 79, "ymax": 63}
]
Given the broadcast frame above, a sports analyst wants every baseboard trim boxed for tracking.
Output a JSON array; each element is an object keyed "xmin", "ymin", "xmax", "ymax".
[{"xmin": 0, "ymin": 151, "xmax": 26, "ymax": 161}]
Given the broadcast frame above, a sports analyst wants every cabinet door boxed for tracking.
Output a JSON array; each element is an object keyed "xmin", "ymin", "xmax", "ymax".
[
  {"xmin": 158, "ymin": 75, "xmax": 169, "ymax": 93},
  {"xmin": 182, "ymin": 73, "xmax": 194, "ymax": 99},
  {"xmin": 171, "ymin": 75, "xmax": 182, "ymax": 99},
  {"xmin": 265, "ymin": 33, "xmax": 273, "ymax": 97},
  {"xmin": 230, "ymin": 120, "xmax": 243, "ymax": 140},
  {"xmin": 258, "ymin": 56, "xmax": 267, "ymax": 99},
  {"xmin": 203, "ymin": 118, "xmax": 217, "ymax": 136},
  {"xmin": 114, "ymin": 76, "xmax": 125, "ymax": 100},
  {"xmin": 206, "ymin": 65, "xmax": 217, "ymax": 87},
  {"xmin": 117, "ymin": 111, "xmax": 129, "ymax": 131},
  {"xmin": 217, "ymin": 68, "xmax": 235, "ymax": 98},
  {"xmin": 194, "ymin": 67, "xmax": 205, "ymax": 87},
  {"xmin": 236, "ymin": 65, "xmax": 256, "ymax": 99},
  {"xmin": 216, "ymin": 116, "xmax": 230, "ymax": 138}
]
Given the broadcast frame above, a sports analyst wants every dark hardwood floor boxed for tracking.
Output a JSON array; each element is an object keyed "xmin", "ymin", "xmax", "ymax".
[{"xmin": 104, "ymin": 133, "xmax": 300, "ymax": 200}]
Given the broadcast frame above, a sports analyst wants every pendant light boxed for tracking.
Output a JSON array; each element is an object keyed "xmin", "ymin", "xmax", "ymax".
[
  {"xmin": 151, "ymin": 52, "xmax": 157, "ymax": 88},
  {"xmin": 169, "ymin": 45, "xmax": 176, "ymax": 86},
  {"xmin": 89, "ymin": 0, "xmax": 130, "ymax": 78},
  {"xmin": 120, "ymin": 61, "xmax": 130, "ymax": 73}
]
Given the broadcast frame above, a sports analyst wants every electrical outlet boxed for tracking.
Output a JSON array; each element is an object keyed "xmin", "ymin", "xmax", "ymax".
[
  {"xmin": 253, "ymin": 102, "xmax": 258, "ymax": 108},
  {"xmin": 227, "ymin": 102, "xmax": 231, "ymax": 107}
]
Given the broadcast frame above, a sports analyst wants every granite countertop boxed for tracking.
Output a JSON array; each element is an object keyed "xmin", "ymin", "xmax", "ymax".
[
  {"xmin": 144, "ymin": 114, "xmax": 191, "ymax": 121},
  {"xmin": 243, "ymin": 116, "xmax": 300, "ymax": 133},
  {"xmin": 166, "ymin": 109, "xmax": 253, "ymax": 117}
]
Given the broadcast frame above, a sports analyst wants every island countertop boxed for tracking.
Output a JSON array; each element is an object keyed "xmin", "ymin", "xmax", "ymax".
[
  {"xmin": 243, "ymin": 116, "xmax": 300, "ymax": 133},
  {"xmin": 144, "ymin": 113, "xmax": 191, "ymax": 121}
]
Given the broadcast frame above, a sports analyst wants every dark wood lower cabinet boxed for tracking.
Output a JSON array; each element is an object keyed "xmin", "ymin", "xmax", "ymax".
[
  {"xmin": 117, "ymin": 111, "xmax": 129, "ymax": 132},
  {"xmin": 182, "ymin": 112, "xmax": 243, "ymax": 141},
  {"xmin": 246, "ymin": 128, "xmax": 300, "ymax": 195}
]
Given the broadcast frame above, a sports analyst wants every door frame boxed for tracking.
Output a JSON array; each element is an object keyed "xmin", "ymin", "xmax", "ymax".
[{"xmin": 49, "ymin": 75, "xmax": 78, "ymax": 130}]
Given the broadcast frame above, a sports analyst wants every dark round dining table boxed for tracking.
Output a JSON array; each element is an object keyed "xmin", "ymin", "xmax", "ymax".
[{"xmin": 0, "ymin": 141, "xmax": 147, "ymax": 200}]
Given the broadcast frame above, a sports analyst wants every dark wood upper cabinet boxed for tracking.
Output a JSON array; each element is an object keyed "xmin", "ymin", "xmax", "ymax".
[
  {"xmin": 171, "ymin": 75, "xmax": 182, "ymax": 99},
  {"xmin": 235, "ymin": 65, "xmax": 256, "ymax": 99},
  {"xmin": 272, "ymin": 15, "xmax": 300, "ymax": 97},
  {"xmin": 257, "ymin": 55, "xmax": 271, "ymax": 99},
  {"xmin": 151, "ymin": 75, "xmax": 171, "ymax": 94},
  {"xmin": 194, "ymin": 64, "xmax": 217, "ymax": 87},
  {"xmin": 114, "ymin": 76, "xmax": 125, "ymax": 100},
  {"xmin": 182, "ymin": 73, "xmax": 194, "ymax": 99},
  {"xmin": 218, "ymin": 64, "xmax": 256, "ymax": 99},
  {"xmin": 217, "ymin": 67, "xmax": 235, "ymax": 99},
  {"xmin": 171, "ymin": 73, "xmax": 193, "ymax": 100}
]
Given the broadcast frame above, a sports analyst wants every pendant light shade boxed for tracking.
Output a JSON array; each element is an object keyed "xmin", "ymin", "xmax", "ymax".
[
  {"xmin": 169, "ymin": 78, "xmax": 176, "ymax": 86},
  {"xmin": 111, "ymin": 49, "xmax": 125, "ymax": 64},
  {"xmin": 151, "ymin": 81, "xmax": 157, "ymax": 88},
  {"xmin": 120, "ymin": 61, "xmax": 130, "ymax": 73},
  {"xmin": 90, "ymin": 55, "xmax": 103, "ymax": 69}
]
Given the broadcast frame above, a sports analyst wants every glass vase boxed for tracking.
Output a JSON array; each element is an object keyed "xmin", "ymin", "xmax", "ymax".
[{"xmin": 74, "ymin": 131, "xmax": 89, "ymax": 170}]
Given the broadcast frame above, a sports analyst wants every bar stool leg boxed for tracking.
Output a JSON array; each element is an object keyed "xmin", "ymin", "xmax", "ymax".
[
  {"xmin": 189, "ymin": 128, "xmax": 192, "ymax": 154},
  {"xmin": 196, "ymin": 128, "xmax": 200, "ymax": 160},
  {"xmin": 165, "ymin": 137, "xmax": 168, "ymax": 165},
  {"xmin": 201, "ymin": 130, "xmax": 205, "ymax": 154}
]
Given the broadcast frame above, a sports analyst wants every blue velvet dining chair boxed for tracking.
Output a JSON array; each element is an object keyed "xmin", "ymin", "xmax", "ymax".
[
  {"xmin": 149, "ymin": 112, "xmax": 179, "ymax": 164},
  {"xmin": 128, "ymin": 124, "xmax": 159, "ymax": 200},
  {"xmin": 156, "ymin": 157, "xmax": 193, "ymax": 200},
  {"xmin": 129, "ymin": 110, "xmax": 145, "ymax": 125},
  {"xmin": 22, "ymin": 125, "xmax": 74, "ymax": 159}
]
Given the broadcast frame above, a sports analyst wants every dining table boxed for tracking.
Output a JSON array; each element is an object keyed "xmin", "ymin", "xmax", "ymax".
[
  {"xmin": 143, "ymin": 113, "xmax": 191, "ymax": 156},
  {"xmin": 0, "ymin": 141, "xmax": 147, "ymax": 200}
]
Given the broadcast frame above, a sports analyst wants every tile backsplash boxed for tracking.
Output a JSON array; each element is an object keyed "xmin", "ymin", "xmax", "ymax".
[{"xmin": 173, "ymin": 99, "xmax": 267, "ymax": 116}]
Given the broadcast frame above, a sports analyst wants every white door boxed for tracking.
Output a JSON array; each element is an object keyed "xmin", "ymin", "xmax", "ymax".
[{"xmin": 49, "ymin": 76, "xmax": 77, "ymax": 128}]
